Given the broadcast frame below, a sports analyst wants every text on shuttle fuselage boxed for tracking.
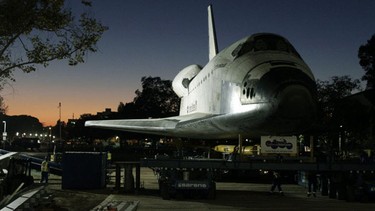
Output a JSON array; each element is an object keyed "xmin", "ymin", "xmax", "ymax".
[{"xmin": 187, "ymin": 100, "xmax": 198, "ymax": 113}]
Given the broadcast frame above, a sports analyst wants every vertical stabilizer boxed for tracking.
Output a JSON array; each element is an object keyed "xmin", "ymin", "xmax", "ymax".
[{"xmin": 208, "ymin": 5, "xmax": 218, "ymax": 60}]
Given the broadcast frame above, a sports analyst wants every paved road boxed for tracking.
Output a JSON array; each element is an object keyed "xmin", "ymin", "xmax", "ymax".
[
  {"xmin": 109, "ymin": 184, "xmax": 375, "ymax": 210},
  {"xmin": 29, "ymin": 168, "xmax": 375, "ymax": 210}
]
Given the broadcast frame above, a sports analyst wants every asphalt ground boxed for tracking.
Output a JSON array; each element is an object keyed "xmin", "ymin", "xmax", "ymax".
[{"xmin": 30, "ymin": 168, "xmax": 375, "ymax": 211}]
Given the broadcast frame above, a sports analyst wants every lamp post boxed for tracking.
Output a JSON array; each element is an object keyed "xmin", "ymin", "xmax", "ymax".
[
  {"xmin": 339, "ymin": 125, "xmax": 343, "ymax": 153},
  {"xmin": 58, "ymin": 102, "xmax": 62, "ymax": 140},
  {"xmin": 49, "ymin": 127, "xmax": 52, "ymax": 153}
]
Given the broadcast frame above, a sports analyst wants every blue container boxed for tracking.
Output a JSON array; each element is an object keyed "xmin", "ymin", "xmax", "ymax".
[{"xmin": 62, "ymin": 152, "xmax": 106, "ymax": 189}]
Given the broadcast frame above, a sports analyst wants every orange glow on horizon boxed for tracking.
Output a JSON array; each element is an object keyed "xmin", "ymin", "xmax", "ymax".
[
  {"xmin": 6, "ymin": 100, "xmax": 118, "ymax": 127},
  {"xmin": 4, "ymin": 88, "xmax": 135, "ymax": 127}
]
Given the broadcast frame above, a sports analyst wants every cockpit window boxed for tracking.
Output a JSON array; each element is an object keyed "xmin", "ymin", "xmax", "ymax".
[
  {"xmin": 253, "ymin": 35, "xmax": 289, "ymax": 52},
  {"xmin": 232, "ymin": 34, "xmax": 302, "ymax": 59},
  {"xmin": 254, "ymin": 39, "xmax": 268, "ymax": 51}
]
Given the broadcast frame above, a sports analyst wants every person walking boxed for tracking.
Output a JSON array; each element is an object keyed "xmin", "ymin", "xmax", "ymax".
[
  {"xmin": 270, "ymin": 171, "xmax": 283, "ymax": 195},
  {"xmin": 40, "ymin": 156, "xmax": 49, "ymax": 183},
  {"xmin": 307, "ymin": 171, "xmax": 318, "ymax": 197}
]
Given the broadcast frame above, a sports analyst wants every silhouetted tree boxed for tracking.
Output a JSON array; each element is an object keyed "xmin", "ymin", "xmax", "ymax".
[
  {"xmin": 119, "ymin": 76, "xmax": 180, "ymax": 118},
  {"xmin": 334, "ymin": 90, "xmax": 375, "ymax": 150},
  {"xmin": 117, "ymin": 102, "xmax": 137, "ymax": 119},
  {"xmin": 316, "ymin": 75, "xmax": 362, "ymax": 123},
  {"xmin": 0, "ymin": 0, "xmax": 107, "ymax": 116},
  {"xmin": 51, "ymin": 119, "xmax": 66, "ymax": 140},
  {"xmin": 358, "ymin": 34, "xmax": 375, "ymax": 89},
  {"xmin": 0, "ymin": 0, "xmax": 107, "ymax": 89},
  {"xmin": 0, "ymin": 95, "xmax": 7, "ymax": 114},
  {"xmin": 315, "ymin": 76, "xmax": 363, "ymax": 154},
  {"xmin": 0, "ymin": 114, "xmax": 43, "ymax": 138}
]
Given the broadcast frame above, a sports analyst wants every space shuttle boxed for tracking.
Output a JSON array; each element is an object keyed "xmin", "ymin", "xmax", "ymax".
[{"xmin": 85, "ymin": 5, "xmax": 317, "ymax": 139}]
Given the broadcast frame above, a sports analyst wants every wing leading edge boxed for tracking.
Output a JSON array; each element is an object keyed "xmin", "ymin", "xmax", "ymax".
[{"xmin": 85, "ymin": 113, "xmax": 216, "ymax": 137}]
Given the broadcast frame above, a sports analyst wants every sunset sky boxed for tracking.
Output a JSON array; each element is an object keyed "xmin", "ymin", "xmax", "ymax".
[{"xmin": 2, "ymin": 0, "xmax": 375, "ymax": 126}]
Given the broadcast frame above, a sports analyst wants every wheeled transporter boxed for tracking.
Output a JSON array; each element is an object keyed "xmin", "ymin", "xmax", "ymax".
[{"xmin": 156, "ymin": 168, "xmax": 216, "ymax": 200}]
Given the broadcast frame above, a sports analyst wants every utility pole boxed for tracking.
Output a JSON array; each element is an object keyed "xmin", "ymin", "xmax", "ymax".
[{"xmin": 59, "ymin": 102, "xmax": 62, "ymax": 140}]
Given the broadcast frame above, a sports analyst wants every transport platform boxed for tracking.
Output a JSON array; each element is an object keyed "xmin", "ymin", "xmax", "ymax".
[
  {"xmin": 31, "ymin": 167, "xmax": 375, "ymax": 211},
  {"xmin": 103, "ymin": 183, "xmax": 375, "ymax": 211}
]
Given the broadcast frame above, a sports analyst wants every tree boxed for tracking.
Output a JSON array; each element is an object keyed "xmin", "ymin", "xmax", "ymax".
[
  {"xmin": 334, "ymin": 90, "xmax": 375, "ymax": 150},
  {"xmin": 0, "ymin": 0, "xmax": 108, "ymax": 89},
  {"xmin": 0, "ymin": 114, "xmax": 43, "ymax": 137},
  {"xmin": 0, "ymin": 95, "xmax": 7, "ymax": 114},
  {"xmin": 316, "ymin": 75, "xmax": 362, "ymax": 122},
  {"xmin": 117, "ymin": 102, "xmax": 138, "ymax": 119},
  {"xmin": 358, "ymin": 34, "xmax": 375, "ymax": 90},
  {"xmin": 131, "ymin": 76, "xmax": 180, "ymax": 118},
  {"xmin": 315, "ymin": 76, "xmax": 362, "ymax": 154},
  {"xmin": 117, "ymin": 77, "xmax": 180, "ymax": 118}
]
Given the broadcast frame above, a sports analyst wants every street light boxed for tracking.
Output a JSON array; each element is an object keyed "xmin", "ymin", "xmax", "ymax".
[
  {"xmin": 339, "ymin": 125, "xmax": 343, "ymax": 153},
  {"xmin": 49, "ymin": 127, "xmax": 52, "ymax": 153}
]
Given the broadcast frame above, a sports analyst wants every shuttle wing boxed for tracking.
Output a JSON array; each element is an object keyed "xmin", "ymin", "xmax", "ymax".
[{"xmin": 85, "ymin": 113, "xmax": 216, "ymax": 136}]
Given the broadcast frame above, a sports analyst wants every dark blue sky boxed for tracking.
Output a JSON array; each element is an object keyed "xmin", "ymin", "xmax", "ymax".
[{"xmin": 3, "ymin": 0, "xmax": 375, "ymax": 125}]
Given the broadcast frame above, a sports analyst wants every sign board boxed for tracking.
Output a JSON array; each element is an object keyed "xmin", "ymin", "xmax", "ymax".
[
  {"xmin": 260, "ymin": 136, "xmax": 297, "ymax": 154},
  {"xmin": 175, "ymin": 180, "xmax": 210, "ymax": 190}
]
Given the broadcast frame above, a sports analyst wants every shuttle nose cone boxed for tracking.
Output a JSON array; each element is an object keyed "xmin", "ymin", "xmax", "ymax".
[
  {"xmin": 255, "ymin": 67, "xmax": 317, "ymax": 133},
  {"xmin": 276, "ymin": 84, "xmax": 316, "ymax": 120}
]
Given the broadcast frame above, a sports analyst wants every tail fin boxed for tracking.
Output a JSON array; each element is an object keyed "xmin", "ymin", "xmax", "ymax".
[{"xmin": 208, "ymin": 5, "xmax": 218, "ymax": 60}]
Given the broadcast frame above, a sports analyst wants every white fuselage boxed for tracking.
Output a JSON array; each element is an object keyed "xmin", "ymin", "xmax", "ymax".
[
  {"xmin": 176, "ymin": 34, "xmax": 314, "ymax": 115},
  {"xmin": 172, "ymin": 33, "xmax": 317, "ymax": 138}
]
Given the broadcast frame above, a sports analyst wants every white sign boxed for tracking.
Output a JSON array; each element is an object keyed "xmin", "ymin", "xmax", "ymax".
[{"xmin": 260, "ymin": 136, "xmax": 297, "ymax": 154}]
